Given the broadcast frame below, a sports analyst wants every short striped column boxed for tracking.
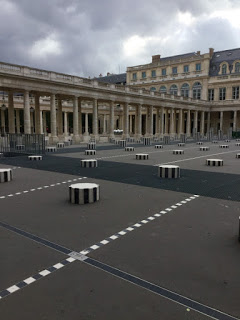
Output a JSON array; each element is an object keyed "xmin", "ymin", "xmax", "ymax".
[
  {"xmin": 219, "ymin": 145, "xmax": 229, "ymax": 149},
  {"xmin": 136, "ymin": 154, "xmax": 149, "ymax": 160},
  {"xmin": 236, "ymin": 139, "xmax": 240, "ymax": 142},
  {"xmin": 88, "ymin": 142, "xmax": 96, "ymax": 150},
  {"xmin": 235, "ymin": 143, "xmax": 240, "ymax": 147},
  {"xmin": 206, "ymin": 159, "xmax": 223, "ymax": 166},
  {"xmin": 16, "ymin": 145, "xmax": 25, "ymax": 150},
  {"xmin": 81, "ymin": 159, "xmax": 97, "ymax": 168},
  {"xmin": 46, "ymin": 146, "xmax": 57, "ymax": 152},
  {"xmin": 178, "ymin": 143, "xmax": 185, "ymax": 147},
  {"xmin": 225, "ymin": 139, "xmax": 230, "ymax": 142},
  {"xmin": 85, "ymin": 150, "xmax": 96, "ymax": 155},
  {"xmin": 0, "ymin": 168, "xmax": 12, "ymax": 183},
  {"xmin": 136, "ymin": 140, "xmax": 141, "ymax": 143},
  {"xmin": 236, "ymin": 153, "xmax": 240, "ymax": 159},
  {"xmin": 69, "ymin": 183, "xmax": 100, "ymax": 204},
  {"xmin": 158, "ymin": 165, "xmax": 180, "ymax": 179},
  {"xmin": 143, "ymin": 137, "xmax": 151, "ymax": 145},
  {"xmin": 28, "ymin": 155, "xmax": 42, "ymax": 160},
  {"xmin": 173, "ymin": 150, "xmax": 184, "ymax": 155},
  {"xmin": 200, "ymin": 147, "xmax": 209, "ymax": 151},
  {"xmin": 57, "ymin": 142, "xmax": 65, "ymax": 148},
  {"xmin": 125, "ymin": 147, "xmax": 135, "ymax": 151},
  {"xmin": 212, "ymin": 140, "xmax": 218, "ymax": 144},
  {"xmin": 196, "ymin": 142, "xmax": 203, "ymax": 145},
  {"xmin": 127, "ymin": 137, "xmax": 135, "ymax": 142},
  {"xmin": 114, "ymin": 140, "xmax": 119, "ymax": 145},
  {"xmin": 119, "ymin": 140, "xmax": 127, "ymax": 148},
  {"xmin": 155, "ymin": 145, "xmax": 163, "ymax": 149}
]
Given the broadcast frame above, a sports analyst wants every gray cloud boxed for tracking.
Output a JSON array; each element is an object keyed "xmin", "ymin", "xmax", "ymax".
[{"xmin": 0, "ymin": 0, "xmax": 239, "ymax": 78}]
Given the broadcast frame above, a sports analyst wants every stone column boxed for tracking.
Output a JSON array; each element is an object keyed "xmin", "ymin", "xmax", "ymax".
[
  {"xmin": 194, "ymin": 110, "xmax": 198, "ymax": 132},
  {"xmin": 64, "ymin": 112, "xmax": 69, "ymax": 136},
  {"xmin": 40, "ymin": 111, "xmax": 43, "ymax": 134},
  {"xmin": 233, "ymin": 111, "xmax": 237, "ymax": 132},
  {"xmin": 123, "ymin": 103, "xmax": 129, "ymax": 139},
  {"xmin": 73, "ymin": 96, "xmax": 80, "ymax": 143},
  {"xmin": 42, "ymin": 111, "xmax": 47, "ymax": 134},
  {"xmin": 35, "ymin": 94, "xmax": 41, "ymax": 134},
  {"xmin": 129, "ymin": 114, "xmax": 133, "ymax": 134},
  {"xmin": 178, "ymin": 109, "xmax": 183, "ymax": 136},
  {"xmin": 103, "ymin": 114, "xmax": 106, "ymax": 134},
  {"xmin": 200, "ymin": 111, "xmax": 205, "ymax": 135},
  {"xmin": 8, "ymin": 92, "xmax": 15, "ymax": 133},
  {"xmin": 109, "ymin": 101, "xmax": 114, "ymax": 138},
  {"xmin": 160, "ymin": 107, "xmax": 164, "ymax": 136},
  {"xmin": 148, "ymin": 105, "xmax": 153, "ymax": 137},
  {"xmin": 219, "ymin": 111, "xmax": 223, "ymax": 131},
  {"xmin": 78, "ymin": 98, "xmax": 83, "ymax": 138},
  {"xmin": 156, "ymin": 108, "xmax": 160, "ymax": 136},
  {"xmin": 92, "ymin": 99, "xmax": 98, "ymax": 138},
  {"xmin": 1, "ymin": 109, "xmax": 5, "ymax": 133},
  {"xmin": 136, "ymin": 104, "xmax": 142, "ymax": 139},
  {"xmin": 165, "ymin": 109, "xmax": 169, "ymax": 134},
  {"xmin": 16, "ymin": 109, "xmax": 20, "ymax": 133},
  {"xmin": 49, "ymin": 93, "xmax": 58, "ymax": 144},
  {"xmin": 170, "ymin": 109, "xmax": 175, "ymax": 136},
  {"xmin": 84, "ymin": 113, "xmax": 89, "ymax": 135},
  {"xmin": 207, "ymin": 112, "xmax": 211, "ymax": 133},
  {"xmin": 24, "ymin": 91, "xmax": 31, "ymax": 134},
  {"xmin": 57, "ymin": 99, "xmax": 63, "ymax": 138},
  {"xmin": 30, "ymin": 111, "xmax": 34, "ymax": 133},
  {"xmin": 186, "ymin": 109, "xmax": 191, "ymax": 137}
]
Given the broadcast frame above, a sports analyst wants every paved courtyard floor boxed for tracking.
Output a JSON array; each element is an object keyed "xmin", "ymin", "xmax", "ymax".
[{"xmin": 0, "ymin": 139, "xmax": 240, "ymax": 320}]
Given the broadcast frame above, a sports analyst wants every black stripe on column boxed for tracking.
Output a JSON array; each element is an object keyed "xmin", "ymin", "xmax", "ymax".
[
  {"xmin": 74, "ymin": 188, "xmax": 79, "ymax": 204},
  {"xmin": 93, "ymin": 187, "xmax": 97, "ymax": 202},
  {"xmin": 4, "ymin": 171, "xmax": 8, "ymax": 182},
  {"xmin": 69, "ymin": 187, "xmax": 72, "ymax": 203},
  {"xmin": 84, "ymin": 189, "xmax": 89, "ymax": 204}
]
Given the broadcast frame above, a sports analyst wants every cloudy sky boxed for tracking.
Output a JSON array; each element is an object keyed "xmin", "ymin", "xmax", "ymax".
[{"xmin": 0, "ymin": 0, "xmax": 240, "ymax": 78}]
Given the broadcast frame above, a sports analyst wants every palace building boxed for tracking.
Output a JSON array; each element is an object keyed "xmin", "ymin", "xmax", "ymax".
[{"xmin": 0, "ymin": 47, "xmax": 239, "ymax": 143}]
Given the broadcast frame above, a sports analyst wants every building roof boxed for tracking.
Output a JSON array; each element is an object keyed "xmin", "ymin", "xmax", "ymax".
[
  {"xmin": 209, "ymin": 48, "xmax": 240, "ymax": 76},
  {"xmin": 95, "ymin": 73, "xmax": 126, "ymax": 84},
  {"xmin": 159, "ymin": 52, "xmax": 196, "ymax": 63}
]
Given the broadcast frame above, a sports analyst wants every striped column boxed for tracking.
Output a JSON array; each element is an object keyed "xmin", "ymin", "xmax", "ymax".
[
  {"xmin": 158, "ymin": 165, "xmax": 180, "ymax": 178},
  {"xmin": 0, "ymin": 169, "xmax": 12, "ymax": 182},
  {"xmin": 69, "ymin": 183, "xmax": 100, "ymax": 204}
]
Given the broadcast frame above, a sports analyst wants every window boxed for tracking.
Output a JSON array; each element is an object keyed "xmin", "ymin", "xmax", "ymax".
[
  {"xmin": 160, "ymin": 86, "xmax": 167, "ymax": 93},
  {"xmin": 172, "ymin": 67, "xmax": 177, "ymax": 74},
  {"xmin": 183, "ymin": 65, "xmax": 189, "ymax": 73},
  {"xmin": 222, "ymin": 64, "xmax": 227, "ymax": 74},
  {"xmin": 162, "ymin": 68, "xmax": 166, "ymax": 76},
  {"xmin": 208, "ymin": 89, "xmax": 214, "ymax": 101},
  {"xmin": 181, "ymin": 83, "xmax": 189, "ymax": 97},
  {"xmin": 142, "ymin": 71, "xmax": 146, "ymax": 78},
  {"xmin": 219, "ymin": 87, "xmax": 226, "ymax": 100},
  {"xmin": 150, "ymin": 87, "xmax": 156, "ymax": 91},
  {"xmin": 196, "ymin": 63, "xmax": 201, "ymax": 71},
  {"xmin": 132, "ymin": 73, "xmax": 137, "ymax": 80},
  {"xmin": 151, "ymin": 70, "xmax": 156, "ymax": 77},
  {"xmin": 193, "ymin": 82, "xmax": 202, "ymax": 99},
  {"xmin": 232, "ymin": 86, "xmax": 239, "ymax": 99},
  {"xmin": 235, "ymin": 62, "xmax": 240, "ymax": 73},
  {"xmin": 170, "ymin": 84, "xmax": 178, "ymax": 95}
]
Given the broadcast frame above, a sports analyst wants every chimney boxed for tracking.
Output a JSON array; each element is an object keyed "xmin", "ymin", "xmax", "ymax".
[
  {"xmin": 99, "ymin": 73, "xmax": 102, "ymax": 77},
  {"xmin": 197, "ymin": 51, "xmax": 201, "ymax": 55},
  {"xmin": 152, "ymin": 54, "xmax": 161, "ymax": 63},
  {"xmin": 107, "ymin": 72, "xmax": 111, "ymax": 76},
  {"xmin": 209, "ymin": 48, "xmax": 214, "ymax": 58}
]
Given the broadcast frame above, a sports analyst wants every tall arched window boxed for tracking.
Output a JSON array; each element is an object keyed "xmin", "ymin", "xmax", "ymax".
[
  {"xmin": 222, "ymin": 64, "xmax": 227, "ymax": 74},
  {"xmin": 193, "ymin": 82, "xmax": 202, "ymax": 99},
  {"xmin": 160, "ymin": 86, "xmax": 167, "ymax": 93},
  {"xmin": 150, "ymin": 87, "xmax": 156, "ymax": 91},
  {"xmin": 235, "ymin": 62, "xmax": 240, "ymax": 73},
  {"xmin": 181, "ymin": 83, "xmax": 189, "ymax": 97},
  {"xmin": 170, "ymin": 84, "xmax": 178, "ymax": 95}
]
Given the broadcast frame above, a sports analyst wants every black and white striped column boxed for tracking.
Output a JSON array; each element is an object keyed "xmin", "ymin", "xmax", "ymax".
[
  {"xmin": 196, "ymin": 142, "xmax": 203, "ymax": 145},
  {"xmin": 236, "ymin": 153, "xmax": 240, "ymax": 159},
  {"xmin": 69, "ymin": 183, "xmax": 100, "ymax": 204},
  {"xmin": 16, "ymin": 145, "xmax": 25, "ymax": 150},
  {"xmin": 225, "ymin": 139, "xmax": 230, "ymax": 142},
  {"xmin": 119, "ymin": 140, "xmax": 127, "ymax": 148},
  {"xmin": 158, "ymin": 165, "xmax": 180, "ymax": 178},
  {"xmin": 125, "ymin": 147, "xmax": 135, "ymax": 151},
  {"xmin": 28, "ymin": 155, "xmax": 42, "ymax": 160},
  {"xmin": 206, "ymin": 159, "xmax": 223, "ymax": 166},
  {"xmin": 235, "ymin": 143, "xmax": 240, "ymax": 147},
  {"xmin": 143, "ymin": 137, "xmax": 151, "ymax": 145},
  {"xmin": 85, "ymin": 150, "xmax": 96, "ymax": 155},
  {"xmin": 155, "ymin": 145, "xmax": 163, "ymax": 149},
  {"xmin": 88, "ymin": 142, "xmax": 96, "ymax": 150},
  {"xmin": 136, "ymin": 154, "xmax": 149, "ymax": 160},
  {"xmin": 46, "ymin": 146, "xmax": 57, "ymax": 152},
  {"xmin": 81, "ymin": 159, "xmax": 98, "ymax": 168},
  {"xmin": 178, "ymin": 143, "xmax": 185, "ymax": 147},
  {"xmin": 212, "ymin": 140, "xmax": 218, "ymax": 144},
  {"xmin": 57, "ymin": 142, "xmax": 65, "ymax": 148},
  {"xmin": 173, "ymin": 150, "xmax": 184, "ymax": 155},
  {"xmin": 200, "ymin": 147, "xmax": 209, "ymax": 151},
  {"xmin": 219, "ymin": 145, "xmax": 229, "ymax": 149},
  {"xmin": 0, "ymin": 168, "xmax": 12, "ymax": 183}
]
